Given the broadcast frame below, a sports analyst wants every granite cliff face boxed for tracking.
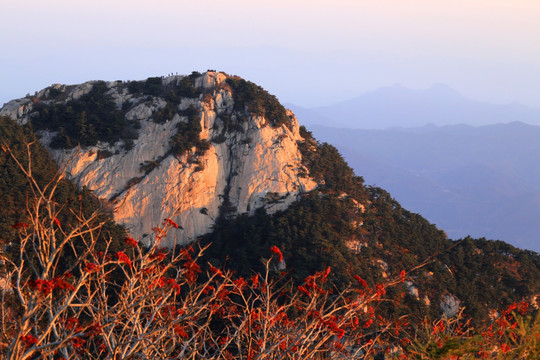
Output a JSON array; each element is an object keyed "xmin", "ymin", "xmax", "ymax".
[{"xmin": 1, "ymin": 72, "xmax": 316, "ymax": 247}]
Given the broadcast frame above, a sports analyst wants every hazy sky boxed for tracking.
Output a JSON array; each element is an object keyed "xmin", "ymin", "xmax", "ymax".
[{"xmin": 2, "ymin": 0, "xmax": 539, "ymax": 108}]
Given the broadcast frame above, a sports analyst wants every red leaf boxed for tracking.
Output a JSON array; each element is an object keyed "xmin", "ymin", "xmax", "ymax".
[
  {"xmin": 270, "ymin": 245, "xmax": 284, "ymax": 262},
  {"xmin": 124, "ymin": 237, "xmax": 138, "ymax": 247},
  {"xmin": 163, "ymin": 218, "xmax": 179, "ymax": 229},
  {"xmin": 11, "ymin": 222, "xmax": 29, "ymax": 230}
]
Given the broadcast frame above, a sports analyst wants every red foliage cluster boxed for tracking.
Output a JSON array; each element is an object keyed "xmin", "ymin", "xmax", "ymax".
[
  {"xmin": 406, "ymin": 299, "xmax": 538, "ymax": 359},
  {"xmin": 250, "ymin": 274, "xmax": 259, "ymax": 289},
  {"xmin": 400, "ymin": 270, "xmax": 406, "ymax": 283},
  {"xmin": 209, "ymin": 265, "xmax": 223, "ymax": 277},
  {"xmin": 174, "ymin": 325, "xmax": 188, "ymax": 339},
  {"xmin": 28, "ymin": 274, "xmax": 75, "ymax": 296},
  {"xmin": 183, "ymin": 260, "xmax": 201, "ymax": 284},
  {"xmin": 52, "ymin": 217, "xmax": 61, "ymax": 227},
  {"xmin": 271, "ymin": 311, "xmax": 293, "ymax": 327},
  {"xmin": 270, "ymin": 245, "xmax": 283, "ymax": 263},
  {"xmin": 86, "ymin": 322, "xmax": 103, "ymax": 337},
  {"xmin": 84, "ymin": 262, "xmax": 100, "ymax": 273},
  {"xmin": 297, "ymin": 267, "xmax": 333, "ymax": 296},
  {"xmin": 152, "ymin": 227, "xmax": 166, "ymax": 241},
  {"xmin": 153, "ymin": 276, "xmax": 181, "ymax": 294},
  {"xmin": 163, "ymin": 218, "xmax": 179, "ymax": 229},
  {"xmin": 324, "ymin": 316, "xmax": 346, "ymax": 339},
  {"xmin": 517, "ymin": 301, "xmax": 529, "ymax": 315},
  {"xmin": 124, "ymin": 236, "xmax": 138, "ymax": 247},
  {"xmin": 21, "ymin": 334, "xmax": 38, "ymax": 347},
  {"xmin": 179, "ymin": 245, "xmax": 194, "ymax": 260},
  {"xmin": 11, "ymin": 222, "xmax": 30, "ymax": 230},
  {"xmin": 431, "ymin": 321, "xmax": 445, "ymax": 335},
  {"xmin": 364, "ymin": 319, "xmax": 374, "ymax": 328},
  {"xmin": 150, "ymin": 250, "xmax": 167, "ymax": 262},
  {"xmin": 64, "ymin": 317, "xmax": 81, "ymax": 332},
  {"xmin": 70, "ymin": 337, "xmax": 86, "ymax": 351},
  {"xmin": 95, "ymin": 251, "xmax": 110, "ymax": 261},
  {"xmin": 375, "ymin": 283, "xmax": 386, "ymax": 297},
  {"xmin": 115, "ymin": 251, "xmax": 132, "ymax": 268},
  {"xmin": 353, "ymin": 275, "xmax": 368, "ymax": 288},
  {"xmin": 233, "ymin": 277, "xmax": 247, "ymax": 291}
]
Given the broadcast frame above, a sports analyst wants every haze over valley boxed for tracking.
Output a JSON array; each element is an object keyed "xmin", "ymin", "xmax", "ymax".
[
  {"xmin": 307, "ymin": 121, "xmax": 540, "ymax": 252},
  {"xmin": 288, "ymin": 84, "xmax": 540, "ymax": 252}
]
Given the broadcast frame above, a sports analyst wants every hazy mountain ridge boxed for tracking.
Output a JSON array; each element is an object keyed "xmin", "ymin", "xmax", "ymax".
[
  {"xmin": 289, "ymin": 83, "xmax": 540, "ymax": 129},
  {"xmin": 308, "ymin": 122, "xmax": 540, "ymax": 251}
]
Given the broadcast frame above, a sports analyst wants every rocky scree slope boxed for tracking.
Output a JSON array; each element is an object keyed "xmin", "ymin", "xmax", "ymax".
[{"xmin": 1, "ymin": 72, "xmax": 316, "ymax": 247}]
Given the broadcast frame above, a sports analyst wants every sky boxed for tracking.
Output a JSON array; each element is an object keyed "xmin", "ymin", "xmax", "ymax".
[{"xmin": 1, "ymin": 0, "xmax": 539, "ymax": 108}]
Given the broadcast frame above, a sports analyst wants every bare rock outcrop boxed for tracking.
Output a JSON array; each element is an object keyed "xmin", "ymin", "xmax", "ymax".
[{"xmin": 2, "ymin": 72, "xmax": 316, "ymax": 247}]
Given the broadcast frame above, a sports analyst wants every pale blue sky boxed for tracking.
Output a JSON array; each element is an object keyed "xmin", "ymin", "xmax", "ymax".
[{"xmin": 1, "ymin": 0, "xmax": 539, "ymax": 108}]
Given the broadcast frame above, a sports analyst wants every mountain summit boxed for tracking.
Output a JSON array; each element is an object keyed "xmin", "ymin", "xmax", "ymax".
[{"xmin": 1, "ymin": 72, "xmax": 316, "ymax": 247}]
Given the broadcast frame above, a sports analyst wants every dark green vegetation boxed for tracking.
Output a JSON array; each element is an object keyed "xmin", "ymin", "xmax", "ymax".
[
  {"xmin": 127, "ymin": 73, "xmax": 200, "ymax": 99},
  {"xmin": 201, "ymin": 126, "xmax": 540, "ymax": 325},
  {"xmin": 136, "ymin": 73, "xmax": 208, "ymax": 157},
  {"xmin": 24, "ymin": 73, "xmax": 294, "ymax": 160},
  {"xmin": 225, "ymin": 77, "xmax": 290, "ymax": 128},
  {"xmin": 28, "ymin": 73, "xmax": 204, "ymax": 156},
  {"xmin": 169, "ymin": 106, "xmax": 210, "ymax": 158},
  {"xmin": 436, "ymin": 237, "xmax": 540, "ymax": 320},
  {"xmin": 0, "ymin": 116, "xmax": 126, "ymax": 263},
  {"xmin": 31, "ymin": 81, "xmax": 133, "ymax": 149}
]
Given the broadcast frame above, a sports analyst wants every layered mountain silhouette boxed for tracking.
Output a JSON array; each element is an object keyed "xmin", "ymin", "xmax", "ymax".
[
  {"xmin": 289, "ymin": 83, "xmax": 540, "ymax": 129},
  {"xmin": 308, "ymin": 122, "xmax": 540, "ymax": 252},
  {"xmin": 288, "ymin": 84, "xmax": 540, "ymax": 252}
]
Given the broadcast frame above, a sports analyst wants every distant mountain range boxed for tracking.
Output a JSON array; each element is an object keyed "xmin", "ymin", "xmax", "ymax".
[
  {"xmin": 288, "ymin": 83, "xmax": 540, "ymax": 129},
  {"xmin": 288, "ymin": 84, "xmax": 540, "ymax": 252},
  {"xmin": 307, "ymin": 122, "xmax": 540, "ymax": 252}
]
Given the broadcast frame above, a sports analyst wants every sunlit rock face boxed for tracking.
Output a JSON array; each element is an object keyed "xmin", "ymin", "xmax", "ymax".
[{"xmin": 2, "ymin": 72, "xmax": 316, "ymax": 247}]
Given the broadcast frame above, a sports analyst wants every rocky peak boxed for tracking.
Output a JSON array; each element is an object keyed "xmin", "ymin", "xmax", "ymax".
[{"xmin": 1, "ymin": 71, "xmax": 317, "ymax": 247}]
